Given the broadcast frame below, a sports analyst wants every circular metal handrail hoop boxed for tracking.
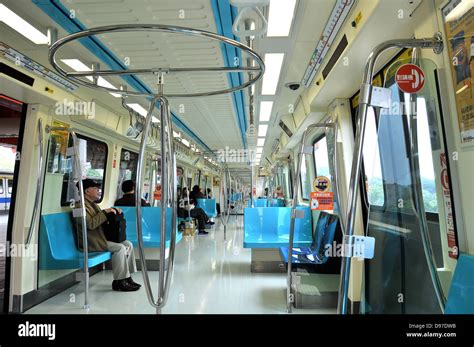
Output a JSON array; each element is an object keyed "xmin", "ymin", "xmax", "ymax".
[{"xmin": 49, "ymin": 24, "xmax": 265, "ymax": 98}]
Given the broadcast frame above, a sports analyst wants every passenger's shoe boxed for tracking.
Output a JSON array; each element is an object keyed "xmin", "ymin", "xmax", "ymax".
[
  {"xmin": 112, "ymin": 279, "xmax": 140, "ymax": 291},
  {"xmin": 205, "ymin": 220, "xmax": 215, "ymax": 225},
  {"xmin": 126, "ymin": 277, "xmax": 141, "ymax": 288},
  {"xmin": 198, "ymin": 230, "xmax": 209, "ymax": 235}
]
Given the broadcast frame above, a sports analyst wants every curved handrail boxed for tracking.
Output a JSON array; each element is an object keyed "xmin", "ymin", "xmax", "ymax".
[
  {"xmin": 49, "ymin": 24, "xmax": 265, "ymax": 98},
  {"xmin": 337, "ymin": 35, "xmax": 444, "ymax": 314},
  {"xmin": 136, "ymin": 95, "xmax": 177, "ymax": 312},
  {"xmin": 285, "ymin": 122, "xmax": 336, "ymax": 313},
  {"xmin": 25, "ymin": 118, "xmax": 45, "ymax": 248}
]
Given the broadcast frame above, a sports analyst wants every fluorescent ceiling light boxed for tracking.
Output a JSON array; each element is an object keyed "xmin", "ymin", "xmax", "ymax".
[
  {"xmin": 62, "ymin": 59, "xmax": 93, "ymax": 81},
  {"xmin": 267, "ymin": 0, "xmax": 297, "ymax": 37},
  {"xmin": 258, "ymin": 124, "xmax": 268, "ymax": 137},
  {"xmin": 261, "ymin": 53, "xmax": 285, "ymax": 95},
  {"xmin": 127, "ymin": 103, "xmax": 148, "ymax": 117},
  {"xmin": 259, "ymin": 101, "xmax": 273, "ymax": 122},
  {"xmin": 257, "ymin": 138, "xmax": 265, "ymax": 147},
  {"xmin": 182, "ymin": 139, "xmax": 190, "ymax": 147},
  {"xmin": 61, "ymin": 59, "xmax": 120, "ymax": 97},
  {"xmin": 0, "ymin": 4, "xmax": 49, "ymax": 44},
  {"xmin": 445, "ymin": 0, "xmax": 473, "ymax": 22},
  {"xmin": 173, "ymin": 131, "xmax": 181, "ymax": 138},
  {"xmin": 256, "ymin": 147, "xmax": 263, "ymax": 154},
  {"xmin": 97, "ymin": 77, "xmax": 121, "ymax": 97}
]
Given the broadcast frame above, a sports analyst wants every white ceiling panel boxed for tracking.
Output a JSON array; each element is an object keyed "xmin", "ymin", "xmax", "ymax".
[{"xmin": 58, "ymin": 0, "xmax": 246, "ymax": 151}]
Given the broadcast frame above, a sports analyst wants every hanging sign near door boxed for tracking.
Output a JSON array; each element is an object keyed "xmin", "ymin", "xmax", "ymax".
[
  {"xmin": 395, "ymin": 63, "xmax": 425, "ymax": 94},
  {"xmin": 311, "ymin": 176, "xmax": 334, "ymax": 211},
  {"xmin": 439, "ymin": 153, "xmax": 458, "ymax": 259}
]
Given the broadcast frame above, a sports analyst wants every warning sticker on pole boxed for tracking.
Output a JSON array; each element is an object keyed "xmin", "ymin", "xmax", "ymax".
[
  {"xmin": 395, "ymin": 63, "xmax": 425, "ymax": 94},
  {"xmin": 310, "ymin": 192, "xmax": 334, "ymax": 211},
  {"xmin": 311, "ymin": 176, "xmax": 334, "ymax": 211}
]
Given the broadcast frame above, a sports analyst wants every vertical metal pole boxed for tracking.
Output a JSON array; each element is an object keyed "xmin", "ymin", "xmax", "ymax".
[
  {"xmin": 407, "ymin": 49, "xmax": 446, "ymax": 312},
  {"xmin": 71, "ymin": 131, "xmax": 90, "ymax": 310},
  {"xmin": 136, "ymin": 96, "xmax": 160, "ymax": 309},
  {"xmin": 25, "ymin": 118, "xmax": 45, "ymax": 248},
  {"xmin": 337, "ymin": 37, "xmax": 444, "ymax": 314}
]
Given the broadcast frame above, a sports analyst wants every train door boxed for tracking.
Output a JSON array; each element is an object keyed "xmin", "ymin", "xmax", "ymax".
[
  {"xmin": 0, "ymin": 95, "xmax": 25, "ymax": 311},
  {"xmin": 359, "ymin": 55, "xmax": 459, "ymax": 313}
]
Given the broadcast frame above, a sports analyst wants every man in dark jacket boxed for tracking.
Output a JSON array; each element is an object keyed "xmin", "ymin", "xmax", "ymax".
[
  {"xmin": 114, "ymin": 180, "xmax": 150, "ymax": 207},
  {"xmin": 75, "ymin": 179, "xmax": 141, "ymax": 292}
]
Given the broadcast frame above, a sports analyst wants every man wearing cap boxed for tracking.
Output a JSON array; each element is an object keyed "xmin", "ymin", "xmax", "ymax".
[{"xmin": 75, "ymin": 178, "xmax": 141, "ymax": 292}]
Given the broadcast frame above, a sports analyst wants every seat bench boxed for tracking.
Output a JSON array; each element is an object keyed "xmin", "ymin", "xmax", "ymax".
[{"xmin": 39, "ymin": 212, "xmax": 112, "ymax": 270}]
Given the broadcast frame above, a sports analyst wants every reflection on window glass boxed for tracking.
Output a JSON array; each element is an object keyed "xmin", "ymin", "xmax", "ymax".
[
  {"xmin": 406, "ymin": 96, "xmax": 439, "ymax": 213},
  {"xmin": 7, "ymin": 179, "xmax": 12, "ymax": 194},
  {"xmin": 314, "ymin": 136, "xmax": 330, "ymax": 178},
  {"xmin": 60, "ymin": 135, "xmax": 108, "ymax": 205},
  {"xmin": 300, "ymin": 154, "xmax": 310, "ymax": 200},
  {"xmin": 0, "ymin": 179, "xmax": 3, "ymax": 194},
  {"xmin": 363, "ymin": 107, "xmax": 384, "ymax": 206}
]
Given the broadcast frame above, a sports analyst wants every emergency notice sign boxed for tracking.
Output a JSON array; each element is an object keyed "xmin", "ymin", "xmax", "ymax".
[
  {"xmin": 311, "ymin": 176, "xmax": 334, "ymax": 211},
  {"xmin": 395, "ymin": 63, "xmax": 425, "ymax": 94}
]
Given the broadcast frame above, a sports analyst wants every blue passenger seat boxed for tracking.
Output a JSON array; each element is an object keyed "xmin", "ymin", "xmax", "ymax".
[
  {"xmin": 445, "ymin": 253, "xmax": 474, "ymax": 314},
  {"xmin": 39, "ymin": 212, "xmax": 112, "ymax": 270},
  {"xmin": 279, "ymin": 211, "xmax": 343, "ymax": 274},
  {"xmin": 196, "ymin": 198, "xmax": 217, "ymax": 217}
]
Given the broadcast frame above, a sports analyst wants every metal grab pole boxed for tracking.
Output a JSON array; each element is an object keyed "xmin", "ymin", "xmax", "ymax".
[
  {"xmin": 70, "ymin": 130, "xmax": 90, "ymax": 310},
  {"xmin": 330, "ymin": 120, "xmax": 346, "ymax": 234},
  {"xmin": 136, "ymin": 96, "xmax": 160, "ymax": 309},
  {"xmin": 219, "ymin": 166, "xmax": 231, "ymax": 240},
  {"xmin": 337, "ymin": 35, "xmax": 443, "ymax": 315},
  {"xmin": 286, "ymin": 123, "xmax": 334, "ymax": 313},
  {"xmin": 45, "ymin": 126, "xmax": 91, "ymax": 309},
  {"xmin": 25, "ymin": 118, "xmax": 45, "ymax": 248},
  {"xmin": 406, "ymin": 49, "xmax": 446, "ymax": 312}
]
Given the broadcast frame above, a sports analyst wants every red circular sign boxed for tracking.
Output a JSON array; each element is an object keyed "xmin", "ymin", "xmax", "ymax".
[{"xmin": 395, "ymin": 63, "xmax": 425, "ymax": 94}]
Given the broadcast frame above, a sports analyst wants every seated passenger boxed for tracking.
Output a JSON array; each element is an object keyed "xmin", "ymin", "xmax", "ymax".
[
  {"xmin": 114, "ymin": 180, "xmax": 150, "ymax": 207},
  {"xmin": 75, "ymin": 179, "xmax": 141, "ymax": 292},
  {"xmin": 153, "ymin": 184, "xmax": 161, "ymax": 203},
  {"xmin": 207, "ymin": 188, "xmax": 221, "ymax": 215},
  {"xmin": 177, "ymin": 187, "xmax": 213, "ymax": 235},
  {"xmin": 189, "ymin": 185, "xmax": 206, "ymax": 202},
  {"xmin": 274, "ymin": 186, "xmax": 284, "ymax": 199}
]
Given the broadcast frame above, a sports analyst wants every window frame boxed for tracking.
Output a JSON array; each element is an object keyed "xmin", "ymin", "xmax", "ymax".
[
  {"xmin": 299, "ymin": 154, "xmax": 310, "ymax": 202},
  {"xmin": 312, "ymin": 133, "xmax": 328, "ymax": 179}
]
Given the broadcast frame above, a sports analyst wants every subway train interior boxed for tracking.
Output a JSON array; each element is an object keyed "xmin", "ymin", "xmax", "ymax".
[{"xmin": 0, "ymin": 0, "xmax": 473, "ymax": 319}]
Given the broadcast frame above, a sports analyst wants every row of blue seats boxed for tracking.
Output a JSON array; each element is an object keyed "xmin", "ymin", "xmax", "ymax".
[
  {"xmin": 246, "ymin": 198, "xmax": 285, "ymax": 208},
  {"xmin": 39, "ymin": 207, "xmax": 182, "ymax": 270}
]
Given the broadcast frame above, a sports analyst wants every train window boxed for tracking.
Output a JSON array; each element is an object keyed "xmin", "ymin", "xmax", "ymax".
[
  {"xmin": 0, "ymin": 179, "xmax": 3, "ymax": 194},
  {"xmin": 117, "ymin": 149, "xmax": 138, "ymax": 199},
  {"xmin": 362, "ymin": 107, "xmax": 385, "ymax": 207},
  {"xmin": 60, "ymin": 135, "xmax": 108, "ymax": 205},
  {"xmin": 7, "ymin": 179, "xmax": 12, "ymax": 194},
  {"xmin": 406, "ymin": 96, "xmax": 439, "ymax": 213},
  {"xmin": 313, "ymin": 136, "xmax": 330, "ymax": 178},
  {"xmin": 300, "ymin": 154, "xmax": 310, "ymax": 201}
]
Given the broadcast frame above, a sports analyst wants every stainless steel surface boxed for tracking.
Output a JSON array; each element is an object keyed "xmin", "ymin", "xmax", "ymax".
[
  {"xmin": 407, "ymin": 49, "xmax": 446, "ymax": 312},
  {"xmin": 49, "ymin": 24, "xmax": 265, "ymax": 98},
  {"xmin": 286, "ymin": 122, "xmax": 335, "ymax": 313},
  {"xmin": 337, "ymin": 36, "xmax": 445, "ymax": 315},
  {"xmin": 45, "ymin": 125, "xmax": 90, "ymax": 310},
  {"xmin": 25, "ymin": 118, "xmax": 45, "ymax": 248}
]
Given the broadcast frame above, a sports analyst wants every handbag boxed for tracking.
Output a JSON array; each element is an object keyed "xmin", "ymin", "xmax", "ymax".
[{"xmin": 103, "ymin": 209, "xmax": 127, "ymax": 243}]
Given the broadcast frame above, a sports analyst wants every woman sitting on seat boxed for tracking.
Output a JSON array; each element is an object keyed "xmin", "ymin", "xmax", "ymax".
[{"xmin": 177, "ymin": 187, "xmax": 213, "ymax": 235}]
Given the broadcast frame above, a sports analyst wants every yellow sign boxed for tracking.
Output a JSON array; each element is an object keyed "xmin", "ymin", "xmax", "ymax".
[
  {"xmin": 354, "ymin": 12, "xmax": 363, "ymax": 26},
  {"xmin": 51, "ymin": 120, "xmax": 70, "ymax": 156},
  {"xmin": 443, "ymin": 2, "xmax": 474, "ymax": 144},
  {"xmin": 312, "ymin": 176, "xmax": 331, "ymax": 193}
]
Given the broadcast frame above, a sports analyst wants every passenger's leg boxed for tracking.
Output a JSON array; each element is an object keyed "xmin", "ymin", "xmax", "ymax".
[
  {"xmin": 106, "ymin": 241, "xmax": 130, "ymax": 280},
  {"xmin": 190, "ymin": 209, "xmax": 206, "ymax": 232}
]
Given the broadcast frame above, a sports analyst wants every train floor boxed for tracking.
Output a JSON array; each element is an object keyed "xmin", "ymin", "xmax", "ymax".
[{"xmin": 25, "ymin": 214, "xmax": 335, "ymax": 314}]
